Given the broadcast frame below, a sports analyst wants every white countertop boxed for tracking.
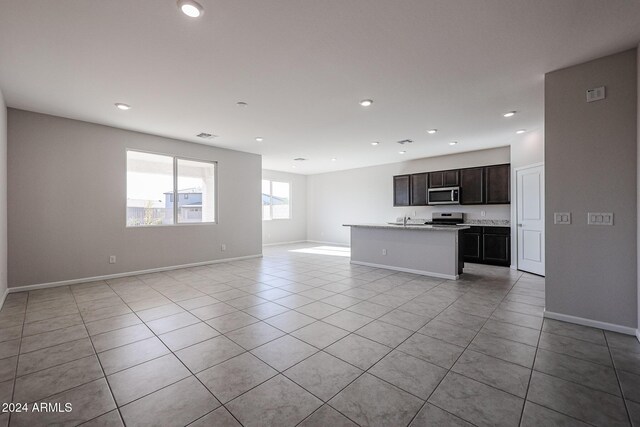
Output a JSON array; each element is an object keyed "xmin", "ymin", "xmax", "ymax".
[
  {"xmin": 343, "ymin": 223, "xmax": 470, "ymax": 231},
  {"xmin": 460, "ymin": 223, "xmax": 510, "ymax": 228}
]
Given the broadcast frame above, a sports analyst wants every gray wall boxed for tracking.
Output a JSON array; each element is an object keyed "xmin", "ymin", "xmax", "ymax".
[
  {"xmin": 8, "ymin": 109, "xmax": 262, "ymax": 288},
  {"xmin": 0, "ymin": 90, "xmax": 6, "ymax": 297},
  {"xmin": 262, "ymin": 169, "xmax": 307, "ymax": 245},
  {"xmin": 546, "ymin": 48, "xmax": 638, "ymax": 329},
  {"xmin": 511, "ymin": 130, "xmax": 544, "ymax": 169},
  {"xmin": 638, "ymin": 42, "xmax": 640, "ymax": 337}
]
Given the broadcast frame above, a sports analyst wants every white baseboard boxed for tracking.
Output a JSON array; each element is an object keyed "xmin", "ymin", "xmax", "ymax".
[
  {"xmin": 350, "ymin": 260, "xmax": 458, "ymax": 280},
  {"xmin": 7, "ymin": 254, "xmax": 263, "ymax": 294},
  {"xmin": 262, "ymin": 240, "xmax": 308, "ymax": 247},
  {"xmin": 0, "ymin": 288, "xmax": 8, "ymax": 310},
  {"xmin": 544, "ymin": 310, "xmax": 637, "ymax": 336},
  {"xmin": 306, "ymin": 240, "xmax": 350, "ymax": 247}
]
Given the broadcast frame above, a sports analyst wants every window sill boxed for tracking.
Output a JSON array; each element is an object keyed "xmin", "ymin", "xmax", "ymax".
[{"xmin": 126, "ymin": 222, "xmax": 218, "ymax": 228}]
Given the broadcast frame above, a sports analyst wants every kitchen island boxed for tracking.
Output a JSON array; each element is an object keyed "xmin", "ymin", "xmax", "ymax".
[{"xmin": 343, "ymin": 224, "xmax": 470, "ymax": 279}]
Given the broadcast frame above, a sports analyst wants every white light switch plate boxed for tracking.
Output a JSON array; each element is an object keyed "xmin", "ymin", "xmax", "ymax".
[
  {"xmin": 587, "ymin": 212, "xmax": 613, "ymax": 226},
  {"xmin": 554, "ymin": 212, "xmax": 571, "ymax": 225}
]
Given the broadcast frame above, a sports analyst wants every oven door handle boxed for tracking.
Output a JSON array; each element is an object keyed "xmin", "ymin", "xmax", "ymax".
[{"xmin": 451, "ymin": 189, "xmax": 455, "ymax": 201}]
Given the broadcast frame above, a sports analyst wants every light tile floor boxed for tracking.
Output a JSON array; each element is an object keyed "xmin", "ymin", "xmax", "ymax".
[{"xmin": 0, "ymin": 243, "xmax": 639, "ymax": 426}]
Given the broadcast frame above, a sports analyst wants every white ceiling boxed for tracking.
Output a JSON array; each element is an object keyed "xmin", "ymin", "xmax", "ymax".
[{"xmin": 1, "ymin": 1, "xmax": 639, "ymax": 174}]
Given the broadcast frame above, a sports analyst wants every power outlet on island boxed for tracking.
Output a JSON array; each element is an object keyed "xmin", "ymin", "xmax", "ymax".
[
  {"xmin": 221, "ymin": 244, "xmax": 227, "ymax": 252},
  {"xmin": 109, "ymin": 255, "xmax": 116, "ymax": 264},
  {"xmin": 382, "ymin": 248, "xmax": 387, "ymax": 256}
]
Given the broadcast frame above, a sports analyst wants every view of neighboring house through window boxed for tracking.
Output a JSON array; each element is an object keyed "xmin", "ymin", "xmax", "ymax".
[
  {"xmin": 262, "ymin": 179, "xmax": 290, "ymax": 220},
  {"xmin": 126, "ymin": 150, "xmax": 216, "ymax": 226},
  {"xmin": 176, "ymin": 158, "xmax": 216, "ymax": 223}
]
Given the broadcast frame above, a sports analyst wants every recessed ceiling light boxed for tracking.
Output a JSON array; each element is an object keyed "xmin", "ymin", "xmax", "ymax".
[
  {"xmin": 371, "ymin": 142, "xmax": 380, "ymax": 146},
  {"xmin": 427, "ymin": 129, "xmax": 438, "ymax": 134},
  {"xmin": 398, "ymin": 151, "xmax": 406, "ymax": 154},
  {"xmin": 516, "ymin": 129, "xmax": 526, "ymax": 134},
  {"xmin": 449, "ymin": 141, "xmax": 458, "ymax": 146},
  {"xmin": 331, "ymin": 158, "xmax": 337, "ymax": 162},
  {"xmin": 359, "ymin": 99, "xmax": 373, "ymax": 107},
  {"xmin": 292, "ymin": 165, "xmax": 297, "ymax": 169},
  {"xmin": 115, "ymin": 103, "xmax": 131, "ymax": 110},
  {"xmin": 177, "ymin": 0, "xmax": 204, "ymax": 17},
  {"xmin": 237, "ymin": 101, "xmax": 248, "ymax": 107},
  {"xmin": 255, "ymin": 137, "xmax": 264, "ymax": 142},
  {"xmin": 503, "ymin": 111, "xmax": 516, "ymax": 118}
]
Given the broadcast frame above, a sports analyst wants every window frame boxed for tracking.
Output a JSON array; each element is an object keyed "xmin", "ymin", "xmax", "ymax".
[
  {"xmin": 262, "ymin": 179, "xmax": 292, "ymax": 221},
  {"xmin": 126, "ymin": 149, "xmax": 218, "ymax": 227}
]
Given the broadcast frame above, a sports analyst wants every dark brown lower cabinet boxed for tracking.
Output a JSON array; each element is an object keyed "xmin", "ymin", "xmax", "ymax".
[
  {"xmin": 462, "ymin": 227, "xmax": 482, "ymax": 263},
  {"xmin": 463, "ymin": 226, "xmax": 510, "ymax": 266}
]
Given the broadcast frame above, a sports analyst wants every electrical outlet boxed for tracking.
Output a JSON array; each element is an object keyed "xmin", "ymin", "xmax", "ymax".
[
  {"xmin": 481, "ymin": 210, "xmax": 486, "ymax": 217},
  {"xmin": 382, "ymin": 249, "xmax": 387, "ymax": 256},
  {"xmin": 554, "ymin": 212, "xmax": 571, "ymax": 225},
  {"xmin": 587, "ymin": 212, "xmax": 613, "ymax": 226},
  {"xmin": 221, "ymin": 244, "xmax": 227, "ymax": 251},
  {"xmin": 109, "ymin": 255, "xmax": 116, "ymax": 264}
]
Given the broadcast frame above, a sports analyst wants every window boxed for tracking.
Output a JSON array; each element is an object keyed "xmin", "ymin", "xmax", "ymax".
[
  {"xmin": 262, "ymin": 180, "xmax": 290, "ymax": 220},
  {"xmin": 126, "ymin": 150, "xmax": 216, "ymax": 226}
]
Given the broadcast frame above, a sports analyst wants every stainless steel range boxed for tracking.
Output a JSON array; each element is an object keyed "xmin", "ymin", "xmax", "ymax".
[{"xmin": 427, "ymin": 212, "xmax": 464, "ymax": 226}]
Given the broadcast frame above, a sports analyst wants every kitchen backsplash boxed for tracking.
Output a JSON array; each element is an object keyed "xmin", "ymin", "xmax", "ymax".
[
  {"xmin": 463, "ymin": 218, "xmax": 511, "ymax": 226},
  {"xmin": 396, "ymin": 205, "xmax": 510, "ymax": 221}
]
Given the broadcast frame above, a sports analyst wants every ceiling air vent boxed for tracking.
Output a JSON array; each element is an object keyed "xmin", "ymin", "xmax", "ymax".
[
  {"xmin": 196, "ymin": 133, "xmax": 217, "ymax": 139},
  {"xmin": 397, "ymin": 139, "xmax": 413, "ymax": 145},
  {"xmin": 293, "ymin": 158, "xmax": 307, "ymax": 161}
]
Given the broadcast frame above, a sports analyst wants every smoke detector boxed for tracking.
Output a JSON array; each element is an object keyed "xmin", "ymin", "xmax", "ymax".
[{"xmin": 293, "ymin": 158, "xmax": 307, "ymax": 161}]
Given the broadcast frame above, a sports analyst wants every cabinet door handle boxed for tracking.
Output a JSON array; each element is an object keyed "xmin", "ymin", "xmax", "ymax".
[{"xmin": 517, "ymin": 224, "xmax": 523, "ymax": 227}]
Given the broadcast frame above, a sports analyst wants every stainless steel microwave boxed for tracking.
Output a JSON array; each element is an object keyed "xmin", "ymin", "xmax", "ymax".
[{"xmin": 427, "ymin": 187, "xmax": 460, "ymax": 205}]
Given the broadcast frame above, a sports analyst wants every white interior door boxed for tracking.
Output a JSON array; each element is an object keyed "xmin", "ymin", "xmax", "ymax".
[{"xmin": 516, "ymin": 164, "xmax": 545, "ymax": 275}]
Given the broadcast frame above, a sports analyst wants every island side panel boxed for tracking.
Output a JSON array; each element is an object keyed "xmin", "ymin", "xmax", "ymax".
[{"xmin": 349, "ymin": 227, "xmax": 461, "ymax": 279}]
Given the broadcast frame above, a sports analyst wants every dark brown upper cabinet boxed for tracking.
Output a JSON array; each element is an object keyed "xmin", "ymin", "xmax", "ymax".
[
  {"xmin": 428, "ymin": 169, "xmax": 459, "ymax": 188},
  {"xmin": 460, "ymin": 167, "xmax": 484, "ymax": 205},
  {"xmin": 393, "ymin": 175, "xmax": 410, "ymax": 206},
  {"xmin": 395, "ymin": 163, "xmax": 509, "ymax": 207},
  {"xmin": 410, "ymin": 173, "xmax": 428, "ymax": 206},
  {"xmin": 484, "ymin": 164, "xmax": 510, "ymax": 204}
]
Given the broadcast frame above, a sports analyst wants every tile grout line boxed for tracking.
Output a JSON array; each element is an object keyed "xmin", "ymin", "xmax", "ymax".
[
  {"xmin": 405, "ymin": 270, "xmax": 526, "ymax": 427},
  {"xmin": 7, "ymin": 253, "xmax": 579, "ymax": 427},
  {"xmin": 7, "ymin": 292, "xmax": 28, "ymax": 427},
  {"xmin": 320, "ymin": 275, "xmax": 510, "ymax": 426},
  {"xmin": 69, "ymin": 286, "xmax": 128, "ymax": 427},
  {"xmin": 517, "ymin": 306, "xmax": 544, "ymax": 426},
  {"xmin": 603, "ymin": 332, "xmax": 634, "ymax": 427},
  {"xmin": 210, "ymin": 276, "xmax": 448, "ymax": 425},
  {"xmin": 110, "ymin": 264, "xmax": 522, "ymax": 426},
  {"xmin": 103, "ymin": 280, "xmax": 248, "ymax": 427}
]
